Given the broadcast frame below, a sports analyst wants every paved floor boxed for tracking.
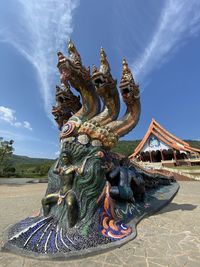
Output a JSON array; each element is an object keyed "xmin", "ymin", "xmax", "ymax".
[{"xmin": 0, "ymin": 181, "xmax": 199, "ymax": 267}]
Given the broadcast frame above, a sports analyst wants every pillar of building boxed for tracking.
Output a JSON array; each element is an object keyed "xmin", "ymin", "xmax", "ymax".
[
  {"xmin": 173, "ymin": 150, "xmax": 177, "ymax": 161},
  {"xmin": 161, "ymin": 149, "xmax": 164, "ymax": 161},
  {"xmin": 150, "ymin": 151, "xmax": 153, "ymax": 163}
]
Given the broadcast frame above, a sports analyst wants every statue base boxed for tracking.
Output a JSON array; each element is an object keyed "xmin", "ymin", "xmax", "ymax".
[{"xmin": 2, "ymin": 182, "xmax": 179, "ymax": 260}]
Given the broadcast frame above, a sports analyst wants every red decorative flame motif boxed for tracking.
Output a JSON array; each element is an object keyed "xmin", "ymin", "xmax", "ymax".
[{"xmin": 100, "ymin": 182, "xmax": 132, "ymax": 239}]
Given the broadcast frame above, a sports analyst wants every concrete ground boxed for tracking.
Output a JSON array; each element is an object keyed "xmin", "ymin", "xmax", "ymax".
[{"xmin": 0, "ymin": 181, "xmax": 199, "ymax": 267}]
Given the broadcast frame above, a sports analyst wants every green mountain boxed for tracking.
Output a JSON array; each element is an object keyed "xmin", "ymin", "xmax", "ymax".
[
  {"xmin": 10, "ymin": 154, "xmax": 55, "ymax": 166},
  {"xmin": 112, "ymin": 140, "xmax": 141, "ymax": 157},
  {"xmin": 185, "ymin": 140, "xmax": 200, "ymax": 150},
  {"xmin": 2, "ymin": 155, "xmax": 56, "ymax": 178}
]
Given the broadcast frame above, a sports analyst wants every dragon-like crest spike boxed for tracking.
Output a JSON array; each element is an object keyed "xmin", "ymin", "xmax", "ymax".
[
  {"xmin": 67, "ymin": 39, "xmax": 82, "ymax": 65},
  {"xmin": 121, "ymin": 58, "xmax": 134, "ymax": 84},
  {"xmin": 122, "ymin": 58, "xmax": 127, "ymax": 64},
  {"xmin": 67, "ymin": 39, "xmax": 77, "ymax": 54},
  {"xmin": 67, "ymin": 38, "xmax": 74, "ymax": 50},
  {"xmin": 100, "ymin": 47, "xmax": 106, "ymax": 55},
  {"xmin": 99, "ymin": 47, "xmax": 110, "ymax": 74}
]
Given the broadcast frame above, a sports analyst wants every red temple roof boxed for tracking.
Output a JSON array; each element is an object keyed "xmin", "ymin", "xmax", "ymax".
[{"xmin": 129, "ymin": 119, "xmax": 200, "ymax": 158}]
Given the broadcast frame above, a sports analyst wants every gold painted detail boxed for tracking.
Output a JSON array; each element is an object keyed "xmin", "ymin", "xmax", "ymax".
[{"xmin": 78, "ymin": 122, "xmax": 118, "ymax": 149}]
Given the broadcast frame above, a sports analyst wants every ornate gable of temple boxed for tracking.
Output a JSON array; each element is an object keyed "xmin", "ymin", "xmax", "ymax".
[{"xmin": 130, "ymin": 119, "xmax": 200, "ymax": 162}]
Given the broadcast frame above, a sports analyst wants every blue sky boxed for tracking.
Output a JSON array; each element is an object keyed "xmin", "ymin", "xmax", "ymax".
[{"xmin": 0, "ymin": 0, "xmax": 200, "ymax": 158}]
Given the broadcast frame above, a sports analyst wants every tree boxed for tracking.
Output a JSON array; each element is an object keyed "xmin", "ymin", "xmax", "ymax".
[
  {"xmin": 38, "ymin": 163, "xmax": 52, "ymax": 176},
  {"xmin": 0, "ymin": 138, "xmax": 14, "ymax": 176},
  {"xmin": 3, "ymin": 166, "xmax": 16, "ymax": 177}
]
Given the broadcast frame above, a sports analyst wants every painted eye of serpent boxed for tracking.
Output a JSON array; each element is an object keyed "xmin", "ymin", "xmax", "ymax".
[{"xmin": 62, "ymin": 122, "xmax": 75, "ymax": 136}]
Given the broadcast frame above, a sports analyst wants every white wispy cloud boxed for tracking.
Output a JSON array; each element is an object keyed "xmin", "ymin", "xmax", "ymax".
[
  {"xmin": 23, "ymin": 121, "xmax": 33, "ymax": 131},
  {"xmin": 132, "ymin": 0, "xmax": 200, "ymax": 81},
  {"xmin": 0, "ymin": 0, "xmax": 79, "ymax": 117},
  {"xmin": 0, "ymin": 129, "xmax": 38, "ymax": 142},
  {"xmin": 0, "ymin": 106, "xmax": 32, "ymax": 130}
]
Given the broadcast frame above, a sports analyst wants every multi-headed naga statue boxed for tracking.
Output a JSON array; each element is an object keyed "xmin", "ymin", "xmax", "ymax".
[{"xmin": 3, "ymin": 41, "xmax": 179, "ymax": 259}]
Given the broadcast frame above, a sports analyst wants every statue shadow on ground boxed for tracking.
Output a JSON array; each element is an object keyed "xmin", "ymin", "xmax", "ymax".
[{"xmin": 157, "ymin": 203, "xmax": 197, "ymax": 214}]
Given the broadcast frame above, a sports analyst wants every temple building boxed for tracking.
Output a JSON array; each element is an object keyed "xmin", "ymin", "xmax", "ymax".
[{"xmin": 129, "ymin": 119, "xmax": 200, "ymax": 167}]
